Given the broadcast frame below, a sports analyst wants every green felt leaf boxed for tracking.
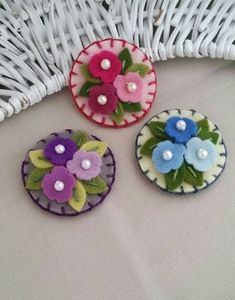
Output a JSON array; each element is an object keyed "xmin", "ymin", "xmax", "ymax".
[
  {"xmin": 72, "ymin": 131, "xmax": 89, "ymax": 148},
  {"xmin": 26, "ymin": 168, "xmax": 50, "ymax": 190},
  {"xmin": 121, "ymin": 102, "xmax": 142, "ymax": 112},
  {"xmin": 80, "ymin": 64, "xmax": 101, "ymax": 83},
  {"xmin": 68, "ymin": 181, "xmax": 87, "ymax": 212},
  {"xmin": 140, "ymin": 137, "xmax": 161, "ymax": 156},
  {"xmin": 184, "ymin": 163, "xmax": 204, "ymax": 186},
  {"xmin": 80, "ymin": 141, "xmax": 107, "ymax": 157},
  {"xmin": 82, "ymin": 176, "xmax": 108, "ymax": 195},
  {"xmin": 29, "ymin": 150, "xmax": 53, "ymax": 169},
  {"xmin": 198, "ymin": 130, "xmax": 219, "ymax": 144},
  {"xmin": 126, "ymin": 63, "xmax": 150, "ymax": 77},
  {"xmin": 148, "ymin": 121, "xmax": 168, "ymax": 140},
  {"xmin": 118, "ymin": 48, "xmax": 133, "ymax": 74},
  {"xmin": 165, "ymin": 163, "xmax": 186, "ymax": 191},
  {"xmin": 197, "ymin": 119, "xmax": 209, "ymax": 134},
  {"xmin": 79, "ymin": 82, "xmax": 99, "ymax": 97},
  {"xmin": 111, "ymin": 102, "xmax": 124, "ymax": 124}
]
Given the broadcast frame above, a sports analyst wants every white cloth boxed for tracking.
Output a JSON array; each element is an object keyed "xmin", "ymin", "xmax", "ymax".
[{"xmin": 0, "ymin": 58, "xmax": 235, "ymax": 300}]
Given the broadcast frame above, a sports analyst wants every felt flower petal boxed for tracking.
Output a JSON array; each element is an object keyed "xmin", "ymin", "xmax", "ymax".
[
  {"xmin": 88, "ymin": 83, "xmax": 118, "ymax": 115},
  {"xmin": 165, "ymin": 117, "xmax": 197, "ymax": 144},
  {"xmin": 113, "ymin": 72, "xmax": 143, "ymax": 103},
  {"xmin": 41, "ymin": 166, "xmax": 76, "ymax": 202},
  {"xmin": 44, "ymin": 137, "xmax": 77, "ymax": 166},
  {"xmin": 152, "ymin": 140, "xmax": 186, "ymax": 174},
  {"xmin": 89, "ymin": 50, "xmax": 122, "ymax": 83},
  {"xmin": 185, "ymin": 137, "xmax": 217, "ymax": 172},
  {"xmin": 66, "ymin": 150, "xmax": 102, "ymax": 181}
]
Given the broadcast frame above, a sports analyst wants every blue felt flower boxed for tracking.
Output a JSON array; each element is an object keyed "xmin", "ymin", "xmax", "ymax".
[
  {"xmin": 185, "ymin": 137, "xmax": 217, "ymax": 172},
  {"xmin": 165, "ymin": 116, "xmax": 197, "ymax": 144},
  {"xmin": 152, "ymin": 140, "xmax": 186, "ymax": 174}
]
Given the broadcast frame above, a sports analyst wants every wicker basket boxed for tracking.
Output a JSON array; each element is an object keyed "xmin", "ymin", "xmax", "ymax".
[{"xmin": 0, "ymin": 0, "xmax": 234, "ymax": 122}]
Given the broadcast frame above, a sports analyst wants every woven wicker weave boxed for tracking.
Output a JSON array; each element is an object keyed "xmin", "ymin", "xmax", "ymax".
[{"xmin": 0, "ymin": 0, "xmax": 234, "ymax": 122}]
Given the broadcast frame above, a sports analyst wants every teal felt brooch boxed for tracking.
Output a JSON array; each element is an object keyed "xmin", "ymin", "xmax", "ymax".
[{"xmin": 136, "ymin": 109, "xmax": 227, "ymax": 194}]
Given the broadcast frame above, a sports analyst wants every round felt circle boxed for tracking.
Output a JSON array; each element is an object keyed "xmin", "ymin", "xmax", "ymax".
[
  {"xmin": 21, "ymin": 130, "xmax": 116, "ymax": 216},
  {"xmin": 69, "ymin": 38, "xmax": 157, "ymax": 128},
  {"xmin": 136, "ymin": 109, "xmax": 227, "ymax": 194}
]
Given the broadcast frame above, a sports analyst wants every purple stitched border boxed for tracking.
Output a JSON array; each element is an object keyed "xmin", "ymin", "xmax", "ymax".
[{"xmin": 21, "ymin": 129, "xmax": 116, "ymax": 217}]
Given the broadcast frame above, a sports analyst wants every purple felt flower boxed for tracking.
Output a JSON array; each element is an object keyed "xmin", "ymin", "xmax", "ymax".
[
  {"xmin": 41, "ymin": 166, "xmax": 76, "ymax": 202},
  {"xmin": 44, "ymin": 137, "xmax": 77, "ymax": 166},
  {"xmin": 66, "ymin": 150, "xmax": 102, "ymax": 181}
]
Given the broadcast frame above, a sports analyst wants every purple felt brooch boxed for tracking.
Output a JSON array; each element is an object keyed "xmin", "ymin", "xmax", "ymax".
[{"xmin": 22, "ymin": 130, "xmax": 116, "ymax": 216}]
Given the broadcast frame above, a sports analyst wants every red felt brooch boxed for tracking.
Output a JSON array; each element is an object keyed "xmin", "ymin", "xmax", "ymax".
[{"xmin": 69, "ymin": 38, "xmax": 157, "ymax": 128}]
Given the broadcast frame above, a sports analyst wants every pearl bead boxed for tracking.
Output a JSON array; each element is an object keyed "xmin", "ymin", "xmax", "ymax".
[
  {"xmin": 81, "ymin": 159, "xmax": 91, "ymax": 170},
  {"xmin": 162, "ymin": 150, "xmax": 173, "ymax": 161},
  {"xmin": 54, "ymin": 144, "xmax": 65, "ymax": 154},
  {"xmin": 176, "ymin": 120, "xmax": 187, "ymax": 131},
  {"xmin": 126, "ymin": 82, "xmax": 138, "ymax": 93},
  {"xmin": 197, "ymin": 148, "xmax": 208, "ymax": 160},
  {"xmin": 100, "ymin": 59, "xmax": 111, "ymax": 70},
  {"xmin": 54, "ymin": 180, "xmax": 65, "ymax": 192},
  {"xmin": 97, "ymin": 95, "xmax": 107, "ymax": 105}
]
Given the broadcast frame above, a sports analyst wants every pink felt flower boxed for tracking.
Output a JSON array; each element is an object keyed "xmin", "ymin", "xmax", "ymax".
[
  {"xmin": 67, "ymin": 150, "xmax": 102, "ymax": 181},
  {"xmin": 113, "ymin": 72, "xmax": 143, "ymax": 103},
  {"xmin": 88, "ymin": 50, "xmax": 122, "ymax": 83},
  {"xmin": 41, "ymin": 166, "xmax": 76, "ymax": 203},
  {"xmin": 88, "ymin": 83, "xmax": 118, "ymax": 115}
]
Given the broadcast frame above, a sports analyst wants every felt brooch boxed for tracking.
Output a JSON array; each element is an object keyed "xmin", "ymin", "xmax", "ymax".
[
  {"xmin": 22, "ymin": 130, "xmax": 116, "ymax": 216},
  {"xmin": 136, "ymin": 109, "xmax": 227, "ymax": 194},
  {"xmin": 69, "ymin": 38, "xmax": 157, "ymax": 128}
]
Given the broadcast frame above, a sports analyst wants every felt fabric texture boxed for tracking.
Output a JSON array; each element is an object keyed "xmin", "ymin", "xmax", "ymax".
[
  {"xmin": 165, "ymin": 116, "xmax": 197, "ymax": 144},
  {"xmin": 118, "ymin": 47, "xmax": 133, "ymax": 73},
  {"xmin": 185, "ymin": 137, "xmax": 217, "ymax": 172},
  {"xmin": 80, "ymin": 64, "xmax": 101, "ymax": 84},
  {"xmin": 66, "ymin": 150, "xmax": 102, "ymax": 181},
  {"xmin": 44, "ymin": 137, "xmax": 77, "ymax": 166},
  {"xmin": 41, "ymin": 166, "xmax": 76, "ymax": 202},
  {"xmin": 68, "ymin": 181, "xmax": 87, "ymax": 212},
  {"xmin": 29, "ymin": 150, "xmax": 53, "ymax": 169},
  {"xmin": 165, "ymin": 163, "xmax": 186, "ymax": 191},
  {"xmin": 22, "ymin": 130, "xmax": 116, "ymax": 217},
  {"xmin": 152, "ymin": 141, "xmax": 186, "ymax": 174},
  {"xmin": 69, "ymin": 38, "xmax": 157, "ymax": 128},
  {"xmin": 88, "ymin": 83, "xmax": 118, "ymax": 115},
  {"xmin": 81, "ymin": 176, "xmax": 108, "ymax": 195},
  {"xmin": 88, "ymin": 50, "xmax": 122, "ymax": 83},
  {"xmin": 80, "ymin": 141, "xmax": 108, "ymax": 157},
  {"xmin": 113, "ymin": 72, "xmax": 143, "ymax": 103},
  {"xmin": 136, "ymin": 109, "xmax": 227, "ymax": 195},
  {"xmin": 26, "ymin": 168, "xmax": 51, "ymax": 190}
]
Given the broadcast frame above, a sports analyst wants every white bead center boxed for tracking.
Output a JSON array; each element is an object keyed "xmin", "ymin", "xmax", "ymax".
[
  {"xmin": 162, "ymin": 150, "xmax": 173, "ymax": 161},
  {"xmin": 54, "ymin": 144, "xmax": 65, "ymax": 154},
  {"xmin": 54, "ymin": 180, "xmax": 65, "ymax": 191},
  {"xmin": 126, "ymin": 82, "xmax": 137, "ymax": 93},
  {"xmin": 81, "ymin": 159, "xmax": 91, "ymax": 170},
  {"xmin": 197, "ymin": 148, "xmax": 208, "ymax": 160},
  {"xmin": 176, "ymin": 120, "xmax": 187, "ymax": 131},
  {"xmin": 100, "ymin": 59, "xmax": 111, "ymax": 70},
  {"xmin": 97, "ymin": 95, "xmax": 107, "ymax": 105}
]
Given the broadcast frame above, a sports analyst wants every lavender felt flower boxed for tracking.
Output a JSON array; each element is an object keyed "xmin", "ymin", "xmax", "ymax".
[
  {"xmin": 66, "ymin": 150, "xmax": 102, "ymax": 180},
  {"xmin": 41, "ymin": 166, "xmax": 76, "ymax": 202},
  {"xmin": 165, "ymin": 117, "xmax": 197, "ymax": 144},
  {"xmin": 152, "ymin": 140, "xmax": 186, "ymax": 174},
  {"xmin": 44, "ymin": 137, "xmax": 77, "ymax": 166}
]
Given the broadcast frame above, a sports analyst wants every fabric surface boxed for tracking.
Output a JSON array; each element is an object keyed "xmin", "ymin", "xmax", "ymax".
[{"xmin": 0, "ymin": 58, "xmax": 235, "ymax": 300}]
